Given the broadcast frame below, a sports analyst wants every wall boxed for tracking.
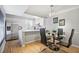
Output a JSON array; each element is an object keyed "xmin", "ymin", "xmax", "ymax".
[
  {"xmin": 56, "ymin": 8, "xmax": 79, "ymax": 47},
  {"xmin": 44, "ymin": 7, "xmax": 79, "ymax": 47},
  {"xmin": 6, "ymin": 15, "xmax": 45, "ymax": 30},
  {"xmin": 6, "ymin": 17, "xmax": 33, "ymax": 30},
  {"xmin": 44, "ymin": 17, "xmax": 58, "ymax": 33},
  {"xmin": 0, "ymin": 9, "xmax": 4, "ymax": 43},
  {"xmin": 0, "ymin": 6, "xmax": 6, "ymax": 53}
]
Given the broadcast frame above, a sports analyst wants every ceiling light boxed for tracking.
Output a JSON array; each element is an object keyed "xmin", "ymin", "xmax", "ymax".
[{"xmin": 49, "ymin": 5, "xmax": 54, "ymax": 17}]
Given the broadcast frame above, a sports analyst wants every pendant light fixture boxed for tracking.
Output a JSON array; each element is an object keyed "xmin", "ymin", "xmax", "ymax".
[{"xmin": 50, "ymin": 5, "xmax": 54, "ymax": 17}]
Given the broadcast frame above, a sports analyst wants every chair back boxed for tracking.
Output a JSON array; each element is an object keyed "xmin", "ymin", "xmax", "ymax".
[
  {"xmin": 58, "ymin": 28, "xmax": 63, "ymax": 35},
  {"xmin": 67, "ymin": 29, "xmax": 75, "ymax": 47},
  {"xmin": 40, "ymin": 28, "xmax": 47, "ymax": 45},
  {"xmin": 57, "ymin": 28, "xmax": 64, "ymax": 40}
]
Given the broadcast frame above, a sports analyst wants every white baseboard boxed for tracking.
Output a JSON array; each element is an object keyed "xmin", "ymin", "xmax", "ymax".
[{"xmin": 71, "ymin": 44, "xmax": 79, "ymax": 48}]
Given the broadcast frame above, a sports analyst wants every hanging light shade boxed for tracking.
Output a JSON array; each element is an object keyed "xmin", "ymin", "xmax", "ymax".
[{"xmin": 50, "ymin": 5, "xmax": 53, "ymax": 17}]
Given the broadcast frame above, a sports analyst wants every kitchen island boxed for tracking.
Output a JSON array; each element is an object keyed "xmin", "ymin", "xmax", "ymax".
[{"xmin": 18, "ymin": 30, "xmax": 41, "ymax": 47}]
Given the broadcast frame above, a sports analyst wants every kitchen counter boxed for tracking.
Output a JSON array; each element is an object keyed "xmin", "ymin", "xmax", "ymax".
[
  {"xmin": 22, "ymin": 30, "xmax": 40, "ymax": 32},
  {"xmin": 18, "ymin": 30, "xmax": 41, "ymax": 47}
]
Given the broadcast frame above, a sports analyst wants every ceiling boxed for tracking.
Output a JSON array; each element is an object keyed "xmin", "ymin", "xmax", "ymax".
[
  {"xmin": 3, "ymin": 5, "xmax": 28, "ymax": 16},
  {"xmin": 3, "ymin": 5, "xmax": 79, "ymax": 17},
  {"xmin": 24, "ymin": 5, "xmax": 50, "ymax": 17}
]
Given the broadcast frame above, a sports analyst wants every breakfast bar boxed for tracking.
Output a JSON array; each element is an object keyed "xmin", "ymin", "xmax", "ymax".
[{"xmin": 18, "ymin": 30, "xmax": 41, "ymax": 47}]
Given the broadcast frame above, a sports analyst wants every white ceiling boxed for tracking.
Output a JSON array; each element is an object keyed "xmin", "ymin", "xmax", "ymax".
[
  {"xmin": 25, "ymin": 5, "xmax": 79, "ymax": 17},
  {"xmin": 3, "ymin": 5, "xmax": 28, "ymax": 16},
  {"xmin": 24, "ymin": 5, "xmax": 50, "ymax": 17},
  {"xmin": 3, "ymin": 5, "xmax": 79, "ymax": 17}
]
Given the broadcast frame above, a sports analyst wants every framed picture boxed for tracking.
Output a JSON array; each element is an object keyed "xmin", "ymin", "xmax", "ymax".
[
  {"xmin": 53, "ymin": 17, "xmax": 58, "ymax": 23},
  {"xmin": 59, "ymin": 19, "xmax": 65, "ymax": 26}
]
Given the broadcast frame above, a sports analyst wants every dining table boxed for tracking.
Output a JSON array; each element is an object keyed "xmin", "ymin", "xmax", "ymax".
[{"xmin": 46, "ymin": 31, "xmax": 66, "ymax": 51}]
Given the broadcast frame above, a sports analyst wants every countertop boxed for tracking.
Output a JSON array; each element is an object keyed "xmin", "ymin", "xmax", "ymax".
[{"xmin": 19, "ymin": 30, "xmax": 40, "ymax": 32}]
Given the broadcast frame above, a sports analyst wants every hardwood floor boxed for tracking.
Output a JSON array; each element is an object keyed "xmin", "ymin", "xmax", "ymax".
[
  {"xmin": 3, "ymin": 40, "xmax": 79, "ymax": 53},
  {"xmin": 4, "ymin": 40, "xmax": 52, "ymax": 53}
]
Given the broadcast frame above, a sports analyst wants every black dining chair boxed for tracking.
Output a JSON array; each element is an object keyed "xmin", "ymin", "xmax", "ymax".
[
  {"xmin": 58, "ymin": 29, "xmax": 75, "ymax": 48},
  {"xmin": 57, "ymin": 28, "xmax": 64, "ymax": 40},
  {"xmin": 40, "ymin": 28, "xmax": 52, "ymax": 46},
  {"xmin": 40, "ymin": 28, "xmax": 48, "ymax": 46}
]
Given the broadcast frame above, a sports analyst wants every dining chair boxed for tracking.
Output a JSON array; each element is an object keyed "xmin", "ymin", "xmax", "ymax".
[
  {"xmin": 40, "ymin": 28, "xmax": 47, "ymax": 46},
  {"xmin": 58, "ymin": 29, "xmax": 75, "ymax": 48},
  {"xmin": 57, "ymin": 28, "xmax": 64, "ymax": 41},
  {"xmin": 40, "ymin": 28, "xmax": 53, "ymax": 46}
]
